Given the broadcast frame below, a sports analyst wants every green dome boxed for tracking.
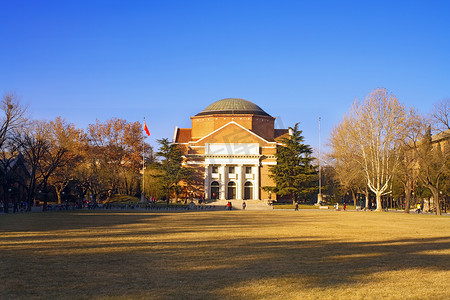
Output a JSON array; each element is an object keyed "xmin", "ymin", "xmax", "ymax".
[{"xmin": 196, "ymin": 98, "xmax": 271, "ymax": 117}]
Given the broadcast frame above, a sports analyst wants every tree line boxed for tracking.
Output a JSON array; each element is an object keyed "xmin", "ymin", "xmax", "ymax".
[
  {"xmin": 2, "ymin": 89, "xmax": 449, "ymax": 215},
  {"xmin": 1, "ymin": 92, "xmax": 191, "ymax": 213},
  {"xmin": 328, "ymin": 88, "xmax": 450, "ymax": 215}
]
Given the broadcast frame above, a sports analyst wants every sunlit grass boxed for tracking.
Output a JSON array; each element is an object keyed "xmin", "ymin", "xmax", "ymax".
[{"xmin": 1, "ymin": 210, "xmax": 449, "ymax": 299}]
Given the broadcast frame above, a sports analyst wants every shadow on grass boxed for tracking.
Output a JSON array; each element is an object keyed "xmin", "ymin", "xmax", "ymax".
[{"xmin": 1, "ymin": 211, "xmax": 449, "ymax": 299}]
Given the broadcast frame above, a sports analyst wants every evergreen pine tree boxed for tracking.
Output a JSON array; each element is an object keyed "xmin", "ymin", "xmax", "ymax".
[
  {"xmin": 154, "ymin": 138, "xmax": 192, "ymax": 204},
  {"xmin": 266, "ymin": 123, "xmax": 317, "ymax": 203}
]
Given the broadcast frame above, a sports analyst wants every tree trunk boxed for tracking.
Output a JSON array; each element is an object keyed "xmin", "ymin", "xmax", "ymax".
[
  {"xmin": 436, "ymin": 196, "xmax": 442, "ymax": 216},
  {"xmin": 430, "ymin": 187, "xmax": 441, "ymax": 216},
  {"xmin": 55, "ymin": 185, "xmax": 62, "ymax": 205},
  {"xmin": 404, "ymin": 184, "xmax": 411, "ymax": 214},
  {"xmin": 54, "ymin": 181, "xmax": 70, "ymax": 205},
  {"xmin": 26, "ymin": 177, "xmax": 37, "ymax": 212},
  {"xmin": 42, "ymin": 191, "xmax": 48, "ymax": 212},
  {"xmin": 375, "ymin": 191, "xmax": 382, "ymax": 212},
  {"xmin": 364, "ymin": 188, "xmax": 369, "ymax": 210},
  {"xmin": 351, "ymin": 190, "xmax": 357, "ymax": 206},
  {"xmin": 166, "ymin": 187, "xmax": 170, "ymax": 205},
  {"xmin": 3, "ymin": 191, "xmax": 8, "ymax": 213},
  {"xmin": 423, "ymin": 183, "xmax": 441, "ymax": 216}
]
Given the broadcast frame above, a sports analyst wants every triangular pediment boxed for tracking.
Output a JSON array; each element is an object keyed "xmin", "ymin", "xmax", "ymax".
[{"xmin": 193, "ymin": 121, "xmax": 275, "ymax": 146}]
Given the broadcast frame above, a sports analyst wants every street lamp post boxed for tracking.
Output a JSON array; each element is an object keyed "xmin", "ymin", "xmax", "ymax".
[{"xmin": 317, "ymin": 117, "xmax": 323, "ymax": 205}]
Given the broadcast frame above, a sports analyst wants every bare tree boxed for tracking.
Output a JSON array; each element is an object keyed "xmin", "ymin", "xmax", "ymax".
[
  {"xmin": 414, "ymin": 126, "xmax": 450, "ymax": 215},
  {"xmin": 0, "ymin": 141, "xmax": 23, "ymax": 213},
  {"xmin": 331, "ymin": 88, "xmax": 410, "ymax": 211},
  {"xmin": 0, "ymin": 92, "xmax": 27, "ymax": 150},
  {"xmin": 431, "ymin": 98, "xmax": 450, "ymax": 132},
  {"xmin": 328, "ymin": 117, "xmax": 367, "ymax": 206},
  {"xmin": 16, "ymin": 123, "xmax": 49, "ymax": 211},
  {"xmin": 395, "ymin": 109, "xmax": 425, "ymax": 213},
  {"xmin": 415, "ymin": 98, "xmax": 450, "ymax": 215}
]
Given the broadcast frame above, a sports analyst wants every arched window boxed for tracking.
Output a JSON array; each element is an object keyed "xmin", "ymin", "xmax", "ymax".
[
  {"xmin": 244, "ymin": 182, "xmax": 253, "ymax": 200},
  {"xmin": 227, "ymin": 181, "xmax": 236, "ymax": 200}
]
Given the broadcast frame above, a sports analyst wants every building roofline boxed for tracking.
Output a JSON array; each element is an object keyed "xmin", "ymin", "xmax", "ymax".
[{"xmin": 193, "ymin": 121, "xmax": 276, "ymax": 145}]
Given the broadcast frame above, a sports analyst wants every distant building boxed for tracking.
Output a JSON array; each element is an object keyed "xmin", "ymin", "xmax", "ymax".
[
  {"xmin": 0, "ymin": 153, "xmax": 30, "ymax": 211},
  {"xmin": 173, "ymin": 98, "xmax": 289, "ymax": 200},
  {"xmin": 423, "ymin": 130, "xmax": 450, "ymax": 212}
]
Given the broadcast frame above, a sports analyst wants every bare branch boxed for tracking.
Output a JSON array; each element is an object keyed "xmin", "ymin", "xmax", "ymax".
[{"xmin": 0, "ymin": 92, "xmax": 28, "ymax": 149}]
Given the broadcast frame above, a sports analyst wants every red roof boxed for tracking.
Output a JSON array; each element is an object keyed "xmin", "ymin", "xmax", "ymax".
[
  {"xmin": 274, "ymin": 129, "xmax": 289, "ymax": 141},
  {"xmin": 175, "ymin": 128, "xmax": 192, "ymax": 143}
]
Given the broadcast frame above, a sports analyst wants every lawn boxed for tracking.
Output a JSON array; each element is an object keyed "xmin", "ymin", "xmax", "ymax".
[{"xmin": 1, "ymin": 210, "xmax": 449, "ymax": 299}]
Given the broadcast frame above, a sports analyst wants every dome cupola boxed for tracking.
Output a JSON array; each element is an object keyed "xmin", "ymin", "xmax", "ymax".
[{"xmin": 196, "ymin": 98, "xmax": 271, "ymax": 117}]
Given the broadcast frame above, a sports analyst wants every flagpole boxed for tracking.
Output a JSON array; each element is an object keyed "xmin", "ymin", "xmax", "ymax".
[
  {"xmin": 142, "ymin": 117, "xmax": 146, "ymax": 203},
  {"xmin": 317, "ymin": 116, "xmax": 322, "ymax": 205}
]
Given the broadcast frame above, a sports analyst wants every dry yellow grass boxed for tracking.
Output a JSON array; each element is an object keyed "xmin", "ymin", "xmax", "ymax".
[{"xmin": 1, "ymin": 210, "xmax": 449, "ymax": 299}]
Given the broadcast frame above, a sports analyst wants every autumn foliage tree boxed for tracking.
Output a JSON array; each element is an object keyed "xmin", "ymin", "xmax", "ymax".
[
  {"xmin": 45, "ymin": 117, "xmax": 86, "ymax": 204},
  {"xmin": 86, "ymin": 118, "xmax": 150, "ymax": 199},
  {"xmin": 1, "ymin": 91, "xmax": 158, "ymax": 207}
]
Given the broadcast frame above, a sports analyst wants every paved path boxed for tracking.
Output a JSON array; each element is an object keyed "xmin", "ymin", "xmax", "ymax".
[
  {"xmin": 1, "ymin": 204, "xmax": 448, "ymax": 215},
  {"xmin": 205, "ymin": 199, "xmax": 273, "ymax": 211}
]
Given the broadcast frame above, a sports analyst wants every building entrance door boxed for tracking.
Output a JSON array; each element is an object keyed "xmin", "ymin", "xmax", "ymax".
[
  {"xmin": 244, "ymin": 182, "xmax": 253, "ymax": 200},
  {"xmin": 227, "ymin": 182, "xmax": 236, "ymax": 200},
  {"xmin": 210, "ymin": 181, "xmax": 219, "ymax": 199}
]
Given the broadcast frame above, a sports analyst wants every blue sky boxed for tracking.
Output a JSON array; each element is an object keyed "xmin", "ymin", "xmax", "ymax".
[{"xmin": 1, "ymin": 0, "xmax": 449, "ymax": 152}]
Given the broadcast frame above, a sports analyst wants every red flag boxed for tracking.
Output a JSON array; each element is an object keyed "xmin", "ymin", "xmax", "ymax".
[{"xmin": 143, "ymin": 121, "xmax": 150, "ymax": 136}]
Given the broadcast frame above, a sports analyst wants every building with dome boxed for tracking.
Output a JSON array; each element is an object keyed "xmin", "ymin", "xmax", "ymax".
[{"xmin": 173, "ymin": 98, "xmax": 289, "ymax": 201}]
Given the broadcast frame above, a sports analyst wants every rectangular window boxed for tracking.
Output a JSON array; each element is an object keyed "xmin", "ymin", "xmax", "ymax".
[
  {"xmin": 212, "ymin": 165, "xmax": 218, "ymax": 173},
  {"xmin": 245, "ymin": 167, "xmax": 252, "ymax": 174},
  {"xmin": 229, "ymin": 166, "xmax": 235, "ymax": 174}
]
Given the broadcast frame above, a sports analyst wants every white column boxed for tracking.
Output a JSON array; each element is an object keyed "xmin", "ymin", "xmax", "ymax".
[
  {"xmin": 204, "ymin": 164, "xmax": 210, "ymax": 199},
  {"xmin": 254, "ymin": 164, "xmax": 260, "ymax": 200},
  {"xmin": 219, "ymin": 164, "xmax": 226, "ymax": 200},
  {"xmin": 237, "ymin": 164, "xmax": 244, "ymax": 200}
]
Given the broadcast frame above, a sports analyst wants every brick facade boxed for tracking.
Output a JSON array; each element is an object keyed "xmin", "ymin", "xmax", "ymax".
[{"xmin": 173, "ymin": 98, "xmax": 289, "ymax": 201}]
